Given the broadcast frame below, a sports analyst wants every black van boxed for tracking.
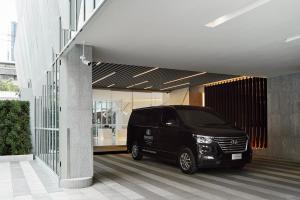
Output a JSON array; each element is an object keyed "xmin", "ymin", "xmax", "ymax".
[{"xmin": 127, "ymin": 105, "xmax": 252, "ymax": 174}]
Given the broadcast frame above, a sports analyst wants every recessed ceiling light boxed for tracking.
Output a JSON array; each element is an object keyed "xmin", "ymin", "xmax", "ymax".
[
  {"xmin": 164, "ymin": 72, "xmax": 207, "ymax": 85},
  {"xmin": 285, "ymin": 35, "xmax": 300, "ymax": 43},
  {"xmin": 92, "ymin": 72, "xmax": 116, "ymax": 85},
  {"xmin": 126, "ymin": 81, "xmax": 149, "ymax": 88},
  {"xmin": 160, "ymin": 82, "xmax": 190, "ymax": 91},
  {"xmin": 107, "ymin": 84, "xmax": 115, "ymax": 88},
  {"xmin": 144, "ymin": 86, "xmax": 153, "ymax": 90},
  {"xmin": 205, "ymin": 0, "xmax": 271, "ymax": 28},
  {"xmin": 133, "ymin": 67, "xmax": 159, "ymax": 78}
]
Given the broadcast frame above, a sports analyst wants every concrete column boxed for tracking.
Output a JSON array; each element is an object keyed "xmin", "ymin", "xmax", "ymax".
[{"xmin": 59, "ymin": 45, "xmax": 93, "ymax": 188}]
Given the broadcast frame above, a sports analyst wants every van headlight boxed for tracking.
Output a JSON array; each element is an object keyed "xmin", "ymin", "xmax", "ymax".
[{"xmin": 193, "ymin": 134, "xmax": 213, "ymax": 144}]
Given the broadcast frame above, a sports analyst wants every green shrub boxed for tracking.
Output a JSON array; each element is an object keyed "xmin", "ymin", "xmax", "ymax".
[
  {"xmin": 0, "ymin": 100, "xmax": 32, "ymax": 155},
  {"xmin": 0, "ymin": 80, "xmax": 19, "ymax": 92}
]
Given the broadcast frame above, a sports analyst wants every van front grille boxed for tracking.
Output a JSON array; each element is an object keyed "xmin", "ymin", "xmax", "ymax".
[{"xmin": 213, "ymin": 136, "xmax": 248, "ymax": 153}]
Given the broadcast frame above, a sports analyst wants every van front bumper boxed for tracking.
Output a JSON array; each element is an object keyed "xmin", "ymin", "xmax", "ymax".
[{"xmin": 196, "ymin": 143, "xmax": 252, "ymax": 168}]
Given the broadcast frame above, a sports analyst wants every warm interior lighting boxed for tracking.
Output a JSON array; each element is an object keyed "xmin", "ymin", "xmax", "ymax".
[
  {"xmin": 164, "ymin": 72, "xmax": 207, "ymax": 85},
  {"xmin": 203, "ymin": 76, "xmax": 252, "ymax": 87},
  {"xmin": 126, "ymin": 81, "xmax": 149, "ymax": 88},
  {"xmin": 92, "ymin": 72, "xmax": 116, "ymax": 85},
  {"xmin": 285, "ymin": 35, "xmax": 300, "ymax": 43},
  {"xmin": 144, "ymin": 86, "xmax": 153, "ymax": 90},
  {"xmin": 133, "ymin": 67, "xmax": 159, "ymax": 78},
  {"xmin": 205, "ymin": 0, "xmax": 271, "ymax": 28},
  {"xmin": 107, "ymin": 84, "xmax": 115, "ymax": 88},
  {"xmin": 160, "ymin": 82, "xmax": 190, "ymax": 91},
  {"xmin": 134, "ymin": 99, "xmax": 162, "ymax": 102},
  {"xmin": 202, "ymin": 92, "xmax": 205, "ymax": 107}
]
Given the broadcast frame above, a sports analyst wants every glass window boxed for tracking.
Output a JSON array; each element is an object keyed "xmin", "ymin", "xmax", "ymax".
[{"xmin": 162, "ymin": 109, "xmax": 178, "ymax": 126}]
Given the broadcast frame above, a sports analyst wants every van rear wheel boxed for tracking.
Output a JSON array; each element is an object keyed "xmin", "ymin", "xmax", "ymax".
[
  {"xmin": 131, "ymin": 142, "xmax": 143, "ymax": 160},
  {"xmin": 178, "ymin": 148, "xmax": 197, "ymax": 174}
]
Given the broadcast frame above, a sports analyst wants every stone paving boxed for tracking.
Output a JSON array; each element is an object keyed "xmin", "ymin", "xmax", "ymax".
[{"xmin": 0, "ymin": 154, "xmax": 299, "ymax": 200}]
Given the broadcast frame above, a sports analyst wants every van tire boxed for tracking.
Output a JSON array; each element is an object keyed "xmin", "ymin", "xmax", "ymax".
[
  {"xmin": 178, "ymin": 148, "xmax": 197, "ymax": 174},
  {"xmin": 131, "ymin": 142, "xmax": 143, "ymax": 160}
]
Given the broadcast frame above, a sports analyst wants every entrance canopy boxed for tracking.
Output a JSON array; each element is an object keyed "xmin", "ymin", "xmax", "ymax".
[{"xmin": 67, "ymin": 0, "xmax": 300, "ymax": 77}]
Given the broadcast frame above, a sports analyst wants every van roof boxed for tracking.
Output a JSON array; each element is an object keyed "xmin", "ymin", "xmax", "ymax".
[{"xmin": 132, "ymin": 105, "xmax": 212, "ymax": 112}]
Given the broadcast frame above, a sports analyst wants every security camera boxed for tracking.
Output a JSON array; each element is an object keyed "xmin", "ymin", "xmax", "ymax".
[
  {"xmin": 80, "ymin": 55, "xmax": 91, "ymax": 66},
  {"xmin": 80, "ymin": 41, "xmax": 92, "ymax": 66}
]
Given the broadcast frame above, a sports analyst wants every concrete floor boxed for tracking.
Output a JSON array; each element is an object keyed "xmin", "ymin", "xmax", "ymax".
[{"xmin": 1, "ymin": 154, "xmax": 299, "ymax": 200}]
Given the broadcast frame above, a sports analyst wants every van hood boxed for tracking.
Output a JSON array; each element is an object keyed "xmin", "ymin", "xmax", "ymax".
[{"xmin": 189, "ymin": 125, "xmax": 246, "ymax": 137}]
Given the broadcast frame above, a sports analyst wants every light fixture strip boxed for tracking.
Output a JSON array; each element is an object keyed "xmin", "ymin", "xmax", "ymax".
[
  {"xmin": 164, "ymin": 72, "xmax": 206, "ymax": 85},
  {"xmin": 160, "ymin": 82, "xmax": 190, "ymax": 91},
  {"xmin": 144, "ymin": 86, "xmax": 153, "ymax": 89},
  {"xmin": 205, "ymin": 0, "xmax": 271, "ymax": 28},
  {"xmin": 126, "ymin": 81, "xmax": 149, "ymax": 88},
  {"xmin": 285, "ymin": 35, "xmax": 300, "ymax": 43},
  {"xmin": 92, "ymin": 72, "xmax": 116, "ymax": 85},
  {"xmin": 203, "ymin": 76, "xmax": 252, "ymax": 87},
  {"xmin": 107, "ymin": 84, "xmax": 115, "ymax": 88},
  {"xmin": 133, "ymin": 67, "xmax": 159, "ymax": 78}
]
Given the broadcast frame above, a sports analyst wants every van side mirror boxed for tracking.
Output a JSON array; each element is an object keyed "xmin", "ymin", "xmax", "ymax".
[{"xmin": 165, "ymin": 119, "xmax": 177, "ymax": 127}]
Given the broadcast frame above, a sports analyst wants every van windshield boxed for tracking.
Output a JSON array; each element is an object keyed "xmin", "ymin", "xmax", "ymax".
[{"xmin": 176, "ymin": 109, "xmax": 228, "ymax": 127}]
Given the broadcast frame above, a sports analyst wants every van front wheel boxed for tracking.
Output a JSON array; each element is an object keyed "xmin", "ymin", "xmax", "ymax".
[
  {"xmin": 178, "ymin": 148, "xmax": 197, "ymax": 174},
  {"xmin": 131, "ymin": 142, "xmax": 143, "ymax": 160}
]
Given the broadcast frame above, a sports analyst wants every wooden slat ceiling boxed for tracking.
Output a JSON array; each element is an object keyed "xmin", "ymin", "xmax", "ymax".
[{"xmin": 92, "ymin": 63, "xmax": 237, "ymax": 91}]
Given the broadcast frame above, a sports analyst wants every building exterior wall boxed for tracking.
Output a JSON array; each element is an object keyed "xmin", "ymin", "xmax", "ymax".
[
  {"xmin": 0, "ymin": 62, "xmax": 17, "ymax": 81},
  {"xmin": 14, "ymin": 0, "xmax": 64, "ymax": 95},
  {"xmin": 14, "ymin": 1, "xmax": 103, "ymax": 187},
  {"xmin": 256, "ymin": 72, "xmax": 300, "ymax": 162}
]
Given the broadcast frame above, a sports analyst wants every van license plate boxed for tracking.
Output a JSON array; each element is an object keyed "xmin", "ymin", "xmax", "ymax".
[{"xmin": 232, "ymin": 153, "xmax": 242, "ymax": 160}]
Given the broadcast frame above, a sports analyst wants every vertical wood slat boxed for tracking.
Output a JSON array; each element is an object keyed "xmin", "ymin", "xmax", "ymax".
[{"xmin": 204, "ymin": 77, "xmax": 267, "ymax": 149}]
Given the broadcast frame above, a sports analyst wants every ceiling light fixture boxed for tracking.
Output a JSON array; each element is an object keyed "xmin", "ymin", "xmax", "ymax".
[
  {"xmin": 160, "ymin": 82, "xmax": 190, "ymax": 91},
  {"xmin": 203, "ymin": 76, "xmax": 251, "ymax": 86},
  {"xmin": 285, "ymin": 35, "xmax": 300, "ymax": 43},
  {"xmin": 126, "ymin": 81, "xmax": 149, "ymax": 88},
  {"xmin": 164, "ymin": 72, "xmax": 207, "ymax": 85},
  {"xmin": 92, "ymin": 72, "xmax": 116, "ymax": 85},
  {"xmin": 107, "ymin": 84, "xmax": 115, "ymax": 88},
  {"xmin": 133, "ymin": 67, "xmax": 159, "ymax": 78},
  {"xmin": 144, "ymin": 86, "xmax": 153, "ymax": 90},
  {"xmin": 205, "ymin": 0, "xmax": 271, "ymax": 28}
]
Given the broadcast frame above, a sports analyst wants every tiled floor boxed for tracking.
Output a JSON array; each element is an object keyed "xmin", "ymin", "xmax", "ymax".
[{"xmin": 0, "ymin": 154, "xmax": 299, "ymax": 200}]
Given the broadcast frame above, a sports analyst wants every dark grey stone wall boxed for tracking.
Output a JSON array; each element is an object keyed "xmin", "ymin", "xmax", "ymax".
[{"xmin": 256, "ymin": 72, "xmax": 300, "ymax": 162}]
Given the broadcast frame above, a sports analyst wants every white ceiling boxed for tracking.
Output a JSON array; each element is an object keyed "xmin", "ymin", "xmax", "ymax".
[{"xmin": 73, "ymin": 0, "xmax": 300, "ymax": 77}]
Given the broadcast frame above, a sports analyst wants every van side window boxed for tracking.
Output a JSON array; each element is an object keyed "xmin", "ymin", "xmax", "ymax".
[
  {"xmin": 162, "ymin": 109, "xmax": 178, "ymax": 126},
  {"xmin": 151, "ymin": 109, "xmax": 162, "ymax": 126},
  {"xmin": 133, "ymin": 109, "xmax": 162, "ymax": 126},
  {"xmin": 133, "ymin": 111, "xmax": 148, "ymax": 126}
]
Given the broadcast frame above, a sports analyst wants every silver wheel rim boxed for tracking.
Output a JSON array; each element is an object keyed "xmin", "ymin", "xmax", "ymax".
[
  {"xmin": 132, "ymin": 145, "xmax": 139, "ymax": 158},
  {"xmin": 180, "ymin": 152, "xmax": 192, "ymax": 171}
]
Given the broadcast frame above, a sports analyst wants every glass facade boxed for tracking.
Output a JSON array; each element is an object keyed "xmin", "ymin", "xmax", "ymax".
[
  {"xmin": 61, "ymin": 0, "xmax": 105, "ymax": 50},
  {"xmin": 34, "ymin": 61, "xmax": 60, "ymax": 174},
  {"xmin": 92, "ymin": 90, "xmax": 168, "ymax": 146}
]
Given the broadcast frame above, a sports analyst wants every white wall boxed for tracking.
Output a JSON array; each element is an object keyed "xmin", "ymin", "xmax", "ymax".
[
  {"xmin": 165, "ymin": 87, "xmax": 189, "ymax": 105},
  {"xmin": 14, "ymin": 0, "xmax": 69, "ymax": 96}
]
